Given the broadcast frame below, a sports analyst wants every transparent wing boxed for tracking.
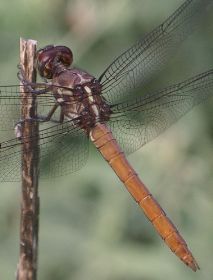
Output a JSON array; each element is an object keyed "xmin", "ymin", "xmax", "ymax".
[
  {"xmin": 0, "ymin": 119, "xmax": 88, "ymax": 182},
  {"xmin": 99, "ymin": 0, "xmax": 212, "ymax": 104},
  {"xmin": 107, "ymin": 69, "xmax": 213, "ymax": 154},
  {"xmin": 0, "ymin": 84, "xmax": 65, "ymax": 132}
]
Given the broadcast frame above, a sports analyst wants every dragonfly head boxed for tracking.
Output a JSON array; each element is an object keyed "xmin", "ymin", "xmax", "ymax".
[{"xmin": 37, "ymin": 45, "xmax": 73, "ymax": 79}]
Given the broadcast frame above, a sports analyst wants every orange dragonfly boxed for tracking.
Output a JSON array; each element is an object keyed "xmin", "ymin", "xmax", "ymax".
[{"xmin": 0, "ymin": 0, "xmax": 213, "ymax": 271}]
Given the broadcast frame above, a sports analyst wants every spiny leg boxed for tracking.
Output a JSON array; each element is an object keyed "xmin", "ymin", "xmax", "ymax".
[
  {"xmin": 15, "ymin": 104, "xmax": 65, "ymax": 139},
  {"xmin": 18, "ymin": 64, "xmax": 52, "ymax": 95}
]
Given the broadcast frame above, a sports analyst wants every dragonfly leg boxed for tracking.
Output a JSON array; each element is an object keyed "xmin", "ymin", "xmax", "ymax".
[
  {"xmin": 18, "ymin": 65, "xmax": 52, "ymax": 95},
  {"xmin": 36, "ymin": 105, "xmax": 65, "ymax": 123},
  {"xmin": 38, "ymin": 103, "xmax": 60, "ymax": 122},
  {"xmin": 14, "ymin": 104, "xmax": 64, "ymax": 139},
  {"xmin": 59, "ymin": 108, "xmax": 64, "ymax": 123}
]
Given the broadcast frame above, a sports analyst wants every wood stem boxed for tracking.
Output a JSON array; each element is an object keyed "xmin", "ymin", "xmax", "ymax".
[{"xmin": 16, "ymin": 38, "xmax": 40, "ymax": 280}]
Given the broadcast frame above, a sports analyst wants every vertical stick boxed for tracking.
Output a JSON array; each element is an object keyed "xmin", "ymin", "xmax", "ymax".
[{"xmin": 16, "ymin": 38, "xmax": 40, "ymax": 280}]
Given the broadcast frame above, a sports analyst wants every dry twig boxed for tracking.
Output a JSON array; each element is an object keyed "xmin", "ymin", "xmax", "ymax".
[{"xmin": 16, "ymin": 38, "xmax": 40, "ymax": 280}]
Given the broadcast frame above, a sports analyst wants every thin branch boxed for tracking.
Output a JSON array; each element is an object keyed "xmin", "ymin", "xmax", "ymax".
[{"xmin": 16, "ymin": 38, "xmax": 40, "ymax": 280}]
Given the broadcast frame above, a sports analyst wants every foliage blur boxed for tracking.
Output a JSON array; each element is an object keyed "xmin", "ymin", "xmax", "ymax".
[{"xmin": 0, "ymin": 0, "xmax": 213, "ymax": 279}]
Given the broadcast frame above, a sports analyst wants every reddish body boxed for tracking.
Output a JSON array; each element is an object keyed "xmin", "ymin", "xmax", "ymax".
[
  {"xmin": 90, "ymin": 123, "xmax": 199, "ymax": 271},
  {"xmin": 1, "ymin": 0, "xmax": 213, "ymax": 272},
  {"xmin": 38, "ymin": 45, "xmax": 199, "ymax": 271}
]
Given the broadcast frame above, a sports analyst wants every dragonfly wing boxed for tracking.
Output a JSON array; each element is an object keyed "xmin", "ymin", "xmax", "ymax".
[
  {"xmin": 0, "ymin": 85, "xmax": 61, "ymax": 132},
  {"xmin": 0, "ymin": 85, "xmax": 23, "ymax": 131},
  {"xmin": 99, "ymin": 0, "xmax": 212, "ymax": 105},
  {"xmin": 108, "ymin": 69, "xmax": 213, "ymax": 154},
  {"xmin": 0, "ymin": 120, "xmax": 88, "ymax": 181},
  {"xmin": 39, "ymin": 120, "xmax": 88, "ymax": 179}
]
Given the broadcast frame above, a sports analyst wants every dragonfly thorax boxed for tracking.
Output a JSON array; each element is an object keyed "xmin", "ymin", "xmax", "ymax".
[
  {"xmin": 37, "ymin": 45, "xmax": 111, "ymax": 131},
  {"xmin": 52, "ymin": 68, "xmax": 111, "ymax": 132}
]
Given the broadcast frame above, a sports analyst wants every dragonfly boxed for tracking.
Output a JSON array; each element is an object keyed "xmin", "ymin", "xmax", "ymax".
[{"xmin": 0, "ymin": 0, "xmax": 213, "ymax": 272}]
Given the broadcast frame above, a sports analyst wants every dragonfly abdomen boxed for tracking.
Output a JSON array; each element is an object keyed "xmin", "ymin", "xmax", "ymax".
[{"xmin": 90, "ymin": 123, "xmax": 199, "ymax": 271}]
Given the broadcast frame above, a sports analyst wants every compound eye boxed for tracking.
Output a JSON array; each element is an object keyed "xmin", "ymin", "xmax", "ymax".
[{"xmin": 37, "ymin": 45, "xmax": 73, "ymax": 79}]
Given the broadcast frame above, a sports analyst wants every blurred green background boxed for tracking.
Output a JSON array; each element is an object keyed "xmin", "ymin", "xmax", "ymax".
[{"xmin": 0, "ymin": 0, "xmax": 213, "ymax": 279}]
